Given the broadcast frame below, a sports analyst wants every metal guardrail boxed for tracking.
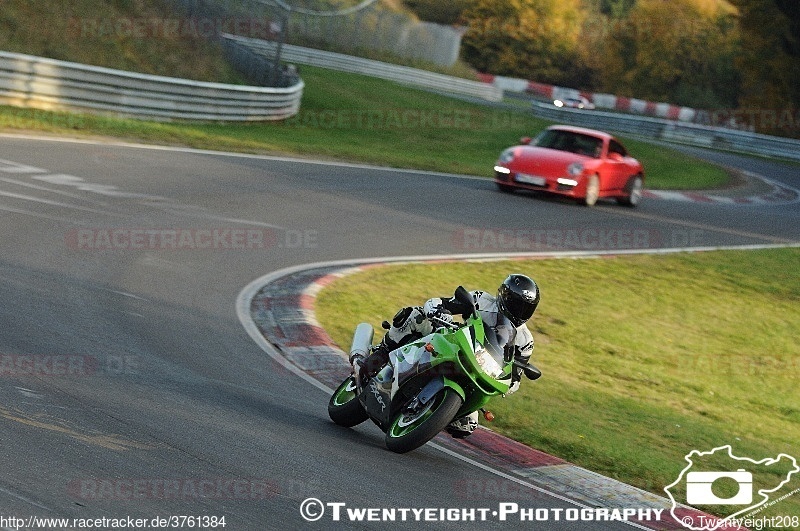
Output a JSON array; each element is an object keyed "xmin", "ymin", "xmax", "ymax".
[
  {"xmin": 532, "ymin": 102, "xmax": 800, "ymax": 162},
  {"xmin": 220, "ymin": 36, "xmax": 300, "ymax": 89},
  {"xmin": 223, "ymin": 34, "xmax": 503, "ymax": 103},
  {"xmin": 0, "ymin": 50, "xmax": 304, "ymax": 121}
]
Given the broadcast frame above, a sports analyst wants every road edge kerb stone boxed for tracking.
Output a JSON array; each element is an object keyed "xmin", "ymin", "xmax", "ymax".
[{"xmin": 643, "ymin": 169, "xmax": 800, "ymax": 205}]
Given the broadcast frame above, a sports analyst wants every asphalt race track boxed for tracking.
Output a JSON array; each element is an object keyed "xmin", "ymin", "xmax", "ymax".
[{"xmin": 0, "ymin": 134, "xmax": 798, "ymax": 530}]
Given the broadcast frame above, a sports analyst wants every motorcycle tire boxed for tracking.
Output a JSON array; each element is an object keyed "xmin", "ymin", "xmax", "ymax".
[
  {"xmin": 328, "ymin": 376, "xmax": 369, "ymax": 427},
  {"xmin": 384, "ymin": 388, "xmax": 463, "ymax": 454}
]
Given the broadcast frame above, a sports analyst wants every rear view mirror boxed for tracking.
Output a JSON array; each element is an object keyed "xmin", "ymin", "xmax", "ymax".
[
  {"xmin": 520, "ymin": 137, "xmax": 532, "ymax": 145},
  {"xmin": 454, "ymin": 286, "xmax": 477, "ymax": 319},
  {"xmin": 513, "ymin": 360, "xmax": 542, "ymax": 380}
]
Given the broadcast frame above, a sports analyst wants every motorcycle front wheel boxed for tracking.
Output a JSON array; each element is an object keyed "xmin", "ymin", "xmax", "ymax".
[
  {"xmin": 385, "ymin": 388, "xmax": 463, "ymax": 454},
  {"xmin": 328, "ymin": 376, "xmax": 369, "ymax": 427}
]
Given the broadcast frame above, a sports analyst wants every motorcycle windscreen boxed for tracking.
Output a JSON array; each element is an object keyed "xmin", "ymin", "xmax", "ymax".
[{"xmin": 475, "ymin": 314, "xmax": 516, "ymax": 379}]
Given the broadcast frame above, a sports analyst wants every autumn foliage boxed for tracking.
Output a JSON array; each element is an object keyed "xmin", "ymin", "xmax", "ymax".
[{"xmin": 406, "ymin": 0, "xmax": 800, "ymax": 135}]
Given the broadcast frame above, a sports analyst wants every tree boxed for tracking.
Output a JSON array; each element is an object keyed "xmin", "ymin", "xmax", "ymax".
[
  {"xmin": 729, "ymin": 0, "xmax": 800, "ymax": 121},
  {"xmin": 459, "ymin": 0, "xmax": 588, "ymax": 86},
  {"xmin": 598, "ymin": 0, "xmax": 636, "ymax": 17},
  {"xmin": 403, "ymin": 0, "xmax": 476, "ymax": 25},
  {"xmin": 590, "ymin": 0, "xmax": 740, "ymax": 108}
]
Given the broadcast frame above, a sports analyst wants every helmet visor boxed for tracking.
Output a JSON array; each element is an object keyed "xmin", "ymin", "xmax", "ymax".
[{"xmin": 504, "ymin": 294, "xmax": 536, "ymax": 325}]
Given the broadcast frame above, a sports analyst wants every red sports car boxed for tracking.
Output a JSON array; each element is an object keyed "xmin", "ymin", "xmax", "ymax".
[{"xmin": 493, "ymin": 125, "xmax": 645, "ymax": 207}]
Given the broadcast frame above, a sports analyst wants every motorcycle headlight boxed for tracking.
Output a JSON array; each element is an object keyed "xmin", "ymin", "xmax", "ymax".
[
  {"xmin": 474, "ymin": 345, "xmax": 504, "ymax": 379},
  {"xmin": 567, "ymin": 162, "xmax": 584, "ymax": 176}
]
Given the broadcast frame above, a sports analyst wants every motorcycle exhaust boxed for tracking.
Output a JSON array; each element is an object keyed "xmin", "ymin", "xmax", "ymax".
[{"xmin": 350, "ymin": 322, "xmax": 374, "ymax": 360}]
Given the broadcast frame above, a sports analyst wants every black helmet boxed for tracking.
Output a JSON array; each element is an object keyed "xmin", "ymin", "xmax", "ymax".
[{"xmin": 497, "ymin": 274, "xmax": 540, "ymax": 327}]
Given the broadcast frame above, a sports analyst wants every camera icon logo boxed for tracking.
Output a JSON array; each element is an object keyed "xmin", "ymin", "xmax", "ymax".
[
  {"xmin": 666, "ymin": 445, "xmax": 799, "ymax": 530},
  {"xmin": 685, "ymin": 469, "xmax": 753, "ymax": 505}
]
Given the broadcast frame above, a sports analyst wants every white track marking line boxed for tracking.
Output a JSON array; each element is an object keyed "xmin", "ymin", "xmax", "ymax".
[
  {"xmin": 603, "ymin": 206, "xmax": 798, "ymax": 244},
  {"xmin": 0, "ymin": 189, "xmax": 118, "ymax": 216},
  {"xmin": 0, "ymin": 133, "xmax": 483, "ymax": 180},
  {"xmin": 100, "ymin": 288, "xmax": 150, "ymax": 301},
  {"xmin": 0, "ymin": 485, "xmax": 51, "ymax": 511},
  {"xmin": 0, "ymin": 202, "xmax": 78, "ymax": 222},
  {"xmin": 169, "ymin": 208, "xmax": 288, "ymax": 230},
  {"xmin": 0, "ymin": 157, "xmax": 46, "ymax": 174},
  {"xmin": 0, "ymin": 176, "xmax": 111, "ymax": 204}
]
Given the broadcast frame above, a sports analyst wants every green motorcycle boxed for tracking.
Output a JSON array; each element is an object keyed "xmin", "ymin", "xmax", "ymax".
[{"xmin": 328, "ymin": 286, "xmax": 541, "ymax": 454}]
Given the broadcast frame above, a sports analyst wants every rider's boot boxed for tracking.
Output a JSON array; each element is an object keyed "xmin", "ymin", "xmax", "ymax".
[{"xmin": 446, "ymin": 411, "xmax": 479, "ymax": 439}]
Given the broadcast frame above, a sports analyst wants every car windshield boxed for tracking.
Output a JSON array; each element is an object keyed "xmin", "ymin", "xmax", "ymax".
[{"xmin": 533, "ymin": 129, "xmax": 603, "ymax": 158}]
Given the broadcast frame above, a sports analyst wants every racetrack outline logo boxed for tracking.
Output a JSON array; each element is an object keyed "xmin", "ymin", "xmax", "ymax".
[
  {"xmin": 685, "ymin": 469, "xmax": 752, "ymax": 505},
  {"xmin": 664, "ymin": 445, "xmax": 799, "ymax": 530}
]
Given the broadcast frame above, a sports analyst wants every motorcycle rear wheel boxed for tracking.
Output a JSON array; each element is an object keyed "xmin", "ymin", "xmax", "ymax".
[
  {"xmin": 385, "ymin": 388, "xmax": 463, "ymax": 454},
  {"xmin": 328, "ymin": 376, "xmax": 369, "ymax": 427}
]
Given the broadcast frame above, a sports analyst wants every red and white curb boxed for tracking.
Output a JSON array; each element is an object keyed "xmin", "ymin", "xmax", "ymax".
[
  {"xmin": 235, "ymin": 248, "xmax": 791, "ymax": 530},
  {"xmin": 643, "ymin": 172, "xmax": 799, "ymax": 205},
  {"xmin": 478, "ymin": 73, "xmax": 699, "ymax": 122}
]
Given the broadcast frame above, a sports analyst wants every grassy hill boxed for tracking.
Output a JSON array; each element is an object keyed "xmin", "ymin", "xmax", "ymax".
[
  {"xmin": 0, "ymin": 0, "xmax": 731, "ymax": 189},
  {"xmin": 0, "ymin": 0, "xmax": 245, "ymax": 83}
]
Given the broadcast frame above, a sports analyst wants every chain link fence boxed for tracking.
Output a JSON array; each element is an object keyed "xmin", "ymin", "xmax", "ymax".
[
  {"xmin": 288, "ymin": 8, "xmax": 462, "ymax": 66},
  {"xmin": 165, "ymin": 0, "xmax": 294, "ymax": 87},
  {"xmin": 168, "ymin": 0, "xmax": 463, "ymax": 68}
]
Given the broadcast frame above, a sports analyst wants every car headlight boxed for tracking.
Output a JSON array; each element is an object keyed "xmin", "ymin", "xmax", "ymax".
[
  {"xmin": 499, "ymin": 148, "xmax": 515, "ymax": 164},
  {"xmin": 567, "ymin": 162, "xmax": 584, "ymax": 176}
]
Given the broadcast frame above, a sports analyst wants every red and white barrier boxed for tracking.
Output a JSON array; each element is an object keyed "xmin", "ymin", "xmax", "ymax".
[{"xmin": 482, "ymin": 73, "xmax": 698, "ymax": 123}]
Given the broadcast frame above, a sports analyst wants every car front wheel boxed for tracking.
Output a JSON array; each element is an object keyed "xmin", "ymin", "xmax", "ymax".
[{"xmin": 582, "ymin": 174, "xmax": 600, "ymax": 206}]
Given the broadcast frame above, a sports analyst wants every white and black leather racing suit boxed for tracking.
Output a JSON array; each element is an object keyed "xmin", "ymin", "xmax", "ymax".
[{"xmin": 358, "ymin": 290, "xmax": 534, "ymax": 438}]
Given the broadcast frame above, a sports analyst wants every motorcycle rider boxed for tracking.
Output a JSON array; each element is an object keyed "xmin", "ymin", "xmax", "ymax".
[{"xmin": 351, "ymin": 273, "xmax": 540, "ymax": 439}]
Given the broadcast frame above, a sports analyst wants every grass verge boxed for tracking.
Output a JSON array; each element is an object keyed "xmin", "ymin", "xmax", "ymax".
[
  {"xmin": 0, "ymin": 65, "xmax": 730, "ymax": 190},
  {"xmin": 315, "ymin": 248, "xmax": 800, "ymax": 521},
  {"xmin": 0, "ymin": 0, "xmax": 245, "ymax": 83}
]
